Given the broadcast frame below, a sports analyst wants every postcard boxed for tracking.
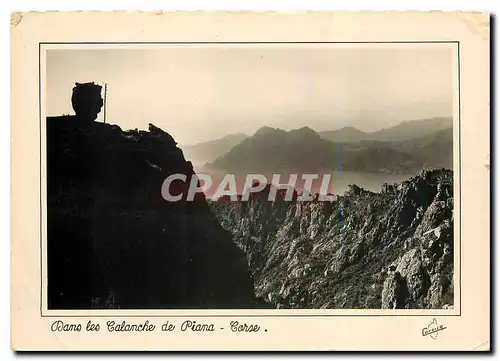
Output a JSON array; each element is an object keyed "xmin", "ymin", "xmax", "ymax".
[{"xmin": 11, "ymin": 11, "xmax": 490, "ymax": 351}]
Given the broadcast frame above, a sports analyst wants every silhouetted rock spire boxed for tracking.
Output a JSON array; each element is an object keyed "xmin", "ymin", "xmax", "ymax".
[{"xmin": 71, "ymin": 82, "xmax": 103, "ymax": 122}]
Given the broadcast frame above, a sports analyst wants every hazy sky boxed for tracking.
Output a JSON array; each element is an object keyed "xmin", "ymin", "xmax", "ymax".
[{"xmin": 46, "ymin": 45, "xmax": 454, "ymax": 144}]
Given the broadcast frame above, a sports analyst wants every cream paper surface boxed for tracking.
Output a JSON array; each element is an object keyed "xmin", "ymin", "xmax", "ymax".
[{"xmin": 11, "ymin": 12, "xmax": 490, "ymax": 351}]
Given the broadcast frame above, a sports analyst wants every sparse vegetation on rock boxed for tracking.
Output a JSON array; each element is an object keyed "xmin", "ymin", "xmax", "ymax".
[{"xmin": 210, "ymin": 169, "xmax": 454, "ymax": 309}]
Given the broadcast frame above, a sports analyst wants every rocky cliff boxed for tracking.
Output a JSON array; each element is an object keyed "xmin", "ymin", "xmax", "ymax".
[
  {"xmin": 210, "ymin": 169, "xmax": 454, "ymax": 309},
  {"xmin": 47, "ymin": 117, "xmax": 256, "ymax": 309}
]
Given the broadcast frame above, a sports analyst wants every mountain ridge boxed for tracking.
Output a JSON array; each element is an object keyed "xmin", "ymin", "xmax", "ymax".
[
  {"xmin": 319, "ymin": 117, "xmax": 453, "ymax": 143},
  {"xmin": 181, "ymin": 132, "xmax": 249, "ymax": 165},
  {"xmin": 207, "ymin": 126, "xmax": 340, "ymax": 173},
  {"xmin": 178, "ymin": 117, "xmax": 453, "ymax": 167},
  {"xmin": 206, "ymin": 123, "xmax": 453, "ymax": 175},
  {"xmin": 319, "ymin": 126, "xmax": 369, "ymax": 143}
]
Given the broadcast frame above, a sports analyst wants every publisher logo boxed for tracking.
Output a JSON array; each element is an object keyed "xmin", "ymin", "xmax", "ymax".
[{"xmin": 421, "ymin": 318, "xmax": 447, "ymax": 339}]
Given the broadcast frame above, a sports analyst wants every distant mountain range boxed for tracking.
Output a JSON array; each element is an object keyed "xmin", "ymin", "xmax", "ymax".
[
  {"xmin": 392, "ymin": 126, "xmax": 453, "ymax": 169},
  {"xmin": 204, "ymin": 118, "xmax": 453, "ymax": 175},
  {"xmin": 181, "ymin": 133, "xmax": 249, "ymax": 165},
  {"xmin": 318, "ymin": 117, "xmax": 452, "ymax": 143}
]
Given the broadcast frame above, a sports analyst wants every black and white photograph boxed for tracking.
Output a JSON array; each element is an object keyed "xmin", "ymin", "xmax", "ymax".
[
  {"xmin": 11, "ymin": 11, "xmax": 491, "ymax": 352},
  {"xmin": 45, "ymin": 44, "xmax": 457, "ymax": 310}
]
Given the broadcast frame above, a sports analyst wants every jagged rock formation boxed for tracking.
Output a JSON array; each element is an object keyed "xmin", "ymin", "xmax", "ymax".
[
  {"xmin": 71, "ymin": 82, "xmax": 104, "ymax": 122},
  {"xmin": 47, "ymin": 117, "xmax": 256, "ymax": 309},
  {"xmin": 209, "ymin": 169, "xmax": 454, "ymax": 309}
]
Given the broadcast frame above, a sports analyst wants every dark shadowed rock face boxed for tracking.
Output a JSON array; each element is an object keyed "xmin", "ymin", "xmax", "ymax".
[
  {"xmin": 47, "ymin": 117, "xmax": 256, "ymax": 309},
  {"xmin": 209, "ymin": 169, "xmax": 454, "ymax": 309}
]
